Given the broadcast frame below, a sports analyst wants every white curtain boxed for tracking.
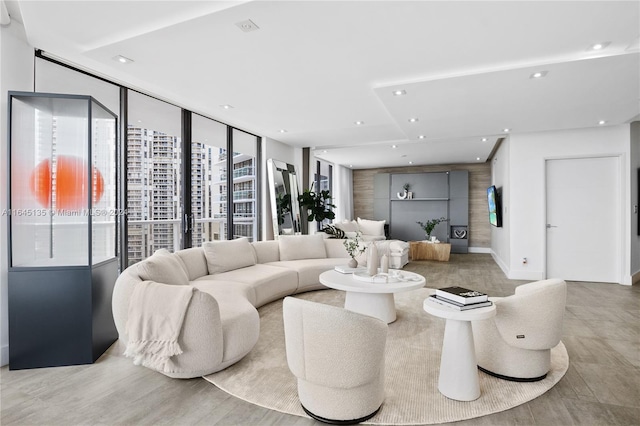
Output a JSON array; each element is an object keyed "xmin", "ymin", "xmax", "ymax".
[{"xmin": 333, "ymin": 165, "xmax": 354, "ymax": 221}]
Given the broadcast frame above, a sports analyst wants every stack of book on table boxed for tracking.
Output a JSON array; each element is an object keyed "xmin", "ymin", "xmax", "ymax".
[{"xmin": 428, "ymin": 286, "xmax": 492, "ymax": 311}]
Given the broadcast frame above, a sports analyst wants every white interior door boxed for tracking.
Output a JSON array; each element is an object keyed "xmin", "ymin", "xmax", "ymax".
[{"xmin": 546, "ymin": 157, "xmax": 620, "ymax": 283}]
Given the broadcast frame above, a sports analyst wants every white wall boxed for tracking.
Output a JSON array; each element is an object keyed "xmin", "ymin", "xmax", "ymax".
[
  {"xmin": 630, "ymin": 122, "xmax": 640, "ymax": 281},
  {"xmin": 261, "ymin": 137, "xmax": 301, "ymax": 240},
  {"xmin": 0, "ymin": 19, "xmax": 35, "ymax": 366},
  {"xmin": 503, "ymin": 125, "xmax": 631, "ymax": 283},
  {"xmin": 489, "ymin": 138, "xmax": 511, "ymax": 275}
]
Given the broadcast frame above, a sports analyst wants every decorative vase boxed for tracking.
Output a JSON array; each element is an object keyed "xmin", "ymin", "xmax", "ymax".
[
  {"xmin": 380, "ymin": 254, "xmax": 389, "ymax": 273},
  {"xmin": 348, "ymin": 258, "xmax": 358, "ymax": 268},
  {"xmin": 367, "ymin": 243, "xmax": 379, "ymax": 276}
]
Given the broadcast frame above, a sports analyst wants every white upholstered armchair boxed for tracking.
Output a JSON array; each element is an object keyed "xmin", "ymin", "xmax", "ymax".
[
  {"xmin": 283, "ymin": 297, "xmax": 388, "ymax": 424},
  {"xmin": 472, "ymin": 278, "xmax": 567, "ymax": 381}
]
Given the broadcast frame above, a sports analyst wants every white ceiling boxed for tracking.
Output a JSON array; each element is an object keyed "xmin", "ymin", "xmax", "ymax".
[{"xmin": 13, "ymin": 0, "xmax": 640, "ymax": 169}]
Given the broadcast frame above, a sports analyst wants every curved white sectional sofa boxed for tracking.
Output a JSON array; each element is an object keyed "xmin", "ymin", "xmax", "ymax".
[{"xmin": 113, "ymin": 234, "xmax": 364, "ymax": 378}]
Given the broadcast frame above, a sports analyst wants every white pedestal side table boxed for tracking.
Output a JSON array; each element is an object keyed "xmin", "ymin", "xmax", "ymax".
[
  {"xmin": 423, "ymin": 297, "xmax": 496, "ymax": 401},
  {"xmin": 319, "ymin": 270, "xmax": 425, "ymax": 323}
]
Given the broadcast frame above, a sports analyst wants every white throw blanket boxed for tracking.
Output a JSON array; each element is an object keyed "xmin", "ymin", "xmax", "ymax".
[{"xmin": 124, "ymin": 281, "xmax": 194, "ymax": 373}]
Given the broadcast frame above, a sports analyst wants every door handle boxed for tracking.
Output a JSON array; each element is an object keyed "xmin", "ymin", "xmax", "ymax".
[
  {"xmin": 546, "ymin": 224, "xmax": 558, "ymax": 228},
  {"xmin": 184, "ymin": 214, "xmax": 190, "ymax": 233}
]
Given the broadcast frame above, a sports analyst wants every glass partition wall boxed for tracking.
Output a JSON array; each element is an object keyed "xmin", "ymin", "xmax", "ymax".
[{"xmin": 35, "ymin": 55, "xmax": 261, "ymax": 267}]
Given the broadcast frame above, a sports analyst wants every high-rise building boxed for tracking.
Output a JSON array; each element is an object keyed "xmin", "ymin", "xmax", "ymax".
[
  {"xmin": 127, "ymin": 126, "xmax": 256, "ymax": 265},
  {"xmin": 127, "ymin": 126, "xmax": 182, "ymax": 265}
]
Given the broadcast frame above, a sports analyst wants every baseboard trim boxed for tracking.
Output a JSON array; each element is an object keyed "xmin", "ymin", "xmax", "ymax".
[
  {"xmin": 490, "ymin": 251, "xmax": 510, "ymax": 277},
  {"xmin": 468, "ymin": 247, "xmax": 491, "ymax": 254},
  {"xmin": 1, "ymin": 344, "xmax": 8, "ymax": 367},
  {"xmin": 489, "ymin": 251, "xmax": 544, "ymax": 281},
  {"xmin": 508, "ymin": 270, "xmax": 546, "ymax": 281}
]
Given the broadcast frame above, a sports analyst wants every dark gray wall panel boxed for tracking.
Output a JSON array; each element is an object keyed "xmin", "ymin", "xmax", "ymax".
[
  {"xmin": 373, "ymin": 173, "xmax": 390, "ymax": 221},
  {"xmin": 390, "ymin": 200, "xmax": 448, "ymax": 241},
  {"xmin": 391, "ymin": 172, "xmax": 449, "ymax": 199},
  {"xmin": 449, "ymin": 170, "xmax": 469, "ymax": 198},
  {"xmin": 373, "ymin": 199, "xmax": 390, "ymax": 222}
]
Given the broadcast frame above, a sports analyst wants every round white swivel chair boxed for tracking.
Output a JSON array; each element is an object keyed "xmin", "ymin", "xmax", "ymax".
[
  {"xmin": 472, "ymin": 278, "xmax": 567, "ymax": 381},
  {"xmin": 283, "ymin": 297, "xmax": 388, "ymax": 424}
]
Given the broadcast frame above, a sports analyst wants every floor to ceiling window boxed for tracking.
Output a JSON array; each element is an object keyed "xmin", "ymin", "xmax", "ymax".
[
  {"xmin": 127, "ymin": 91, "xmax": 182, "ymax": 265},
  {"xmin": 191, "ymin": 114, "xmax": 227, "ymax": 244},
  {"xmin": 231, "ymin": 129, "xmax": 259, "ymax": 241}
]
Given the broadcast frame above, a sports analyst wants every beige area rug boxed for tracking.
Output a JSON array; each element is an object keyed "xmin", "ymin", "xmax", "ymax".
[{"xmin": 203, "ymin": 288, "xmax": 569, "ymax": 425}]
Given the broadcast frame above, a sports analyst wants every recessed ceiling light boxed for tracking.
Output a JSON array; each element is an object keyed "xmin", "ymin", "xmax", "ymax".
[
  {"xmin": 323, "ymin": 150, "xmax": 328, "ymax": 153},
  {"xmin": 349, "ymin": 164, "xmax": 353, "ymax": 168},
  {"xmin": 354, "ymin": 121, "xmax": 364, "ymax": 125},
  {"xmin": 279, "ymin": 129, "xmax": 287, "ymax": 133},
  {"xmin": 598, "ymin": 120, "xmax": 607, "ymax": 125},
  {"xmin": 418, "ymin": 135, "xmax": 425, "ymax": 139},
  {"xmin": 113, "ymin": 55, "xmax": 133, "ymax": 64},
  {"xmin": 220, "ymin": 105, "xmax": 233, "ymax": 109},
  {"xmin": 408, "ymin": 118, "xmax": 419, "ymax": 123},
  {"xmin": 481, "ymin": 137, "xmax": 488, "ymax": 142},
  {"xmin": 408, "ymin": 161, "xmax": 413, "ymax": 165},
  {"xmin": 589, "ymin": 42, "xmax": 611, "ymax": 51},
  {"xmin": 503, "ymin": 128, "xmax": 511, "ymax": 133},
  {"xmin": 476, "ymin": 157, "xmax": 481, "ymax": 161},
  {"xmin": 393, "ymin": 90, "xmax": 406, "ymax": 96},
  {"xmin": 137, "ymin": 120, "xmax": 142, "ymax": 123},
  {"xmin": 392, "ymin": 145, "xmax": 397, "ymax": 148},
  {"xmin": 530, "ymin": 71, "xmax": 548, "ymax": 79}
]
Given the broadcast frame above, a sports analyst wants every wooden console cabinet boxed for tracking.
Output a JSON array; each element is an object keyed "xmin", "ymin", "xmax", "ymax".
[{"xmin": 410, "ymin": 241, "xmax": 451, "ymax": 261}]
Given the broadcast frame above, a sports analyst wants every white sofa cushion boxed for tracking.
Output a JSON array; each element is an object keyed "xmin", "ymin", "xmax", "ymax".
[
  {"xmin": 206, "ymin": 264, "xmax": 299, "ymax": 307},
  {"xmin": 334, "ymin": 220, "xmax": 359, "ymax": 233},
  {"xmin": 267, "ymin": 258, "xmax": 347, "ymax": 292},
  {"xmin": 279, "ymin": 234, "xmax": 327, "ymax": 261},
  {"xmin": 137, "ymin": 249, "xmax": 189, "ymax": 286},
  {"xmin": 251, "ymin": 240, "xmax": 280, "ymax": 264},
  {"xmin": 357, "ymin": 218, "xmax": 386, "ymax": 237},
  {"xmin": 323, "ymin": 239, "xmax": 351, "ymax": 258},
  {"xmin": 175, "ymin": 247, "xmax": 209, "ymax": 281},
  {"xmin": 203, "ymin": 238, "xmax": 257, "ymax": 274}
]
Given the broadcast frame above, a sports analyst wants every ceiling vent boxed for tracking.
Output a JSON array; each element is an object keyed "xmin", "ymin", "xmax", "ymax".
[{"xmin": 235, "ymin": 19, "xmax": 260, "ymax": 32}]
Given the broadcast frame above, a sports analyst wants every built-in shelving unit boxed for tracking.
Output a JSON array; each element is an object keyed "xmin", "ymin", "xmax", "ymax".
[{"xmin": 373, "ymin": 171, "xmax": 469, "ymax": 253}]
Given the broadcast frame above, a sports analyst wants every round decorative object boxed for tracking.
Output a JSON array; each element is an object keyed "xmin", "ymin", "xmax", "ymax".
[
  {"xmin": 397, "ymin": 190, "xmax": 407, "ymax": 200},
  {"xmin": 348, "ymin": 258, "xmax": 358, "ymax": 268},
  {"xmin": 30, "ymin": 155, "xmax": 104, "ymax": 211}
]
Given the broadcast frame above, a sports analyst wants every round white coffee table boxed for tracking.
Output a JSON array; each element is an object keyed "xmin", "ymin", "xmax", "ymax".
[
  {"xmin": 423, "ymin": 297, "xmax": 496, "ymax": 401},
  {"xmin": 319, "ymin": 270, "xmax": 425, "ymax": 323}
]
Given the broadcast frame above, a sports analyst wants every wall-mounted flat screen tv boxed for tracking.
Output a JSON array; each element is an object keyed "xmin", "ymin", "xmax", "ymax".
[{"xmin": 487, "ymin": 185, "xmax": 502, "ymax": 227}]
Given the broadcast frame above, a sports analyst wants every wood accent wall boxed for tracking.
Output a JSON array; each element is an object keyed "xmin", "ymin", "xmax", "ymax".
[{"xmin": 353, "ymin": 163, "xmax": 491, "ymax": 248}]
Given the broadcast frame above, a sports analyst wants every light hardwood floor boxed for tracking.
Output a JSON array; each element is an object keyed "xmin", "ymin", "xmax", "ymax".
[{"xmin": 2, "ymin": 254, "xmax": 639, "ymax": 425}]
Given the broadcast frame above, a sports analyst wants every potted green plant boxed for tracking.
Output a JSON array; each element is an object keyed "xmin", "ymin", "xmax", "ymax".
[
  {"xmin": 403, "ymin": 182, "xmax": 414, "ymax": 199},
  {"xmin": 417, "ymin": 217, "xmax": 447, "ymax": 241},
  {"xmin": 298, "ymin": 189, "xmax": 336, "ymax": 227},
  {"xmin": 343, "ymin": 232, "xmax": 366, "ymax": 267}
]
